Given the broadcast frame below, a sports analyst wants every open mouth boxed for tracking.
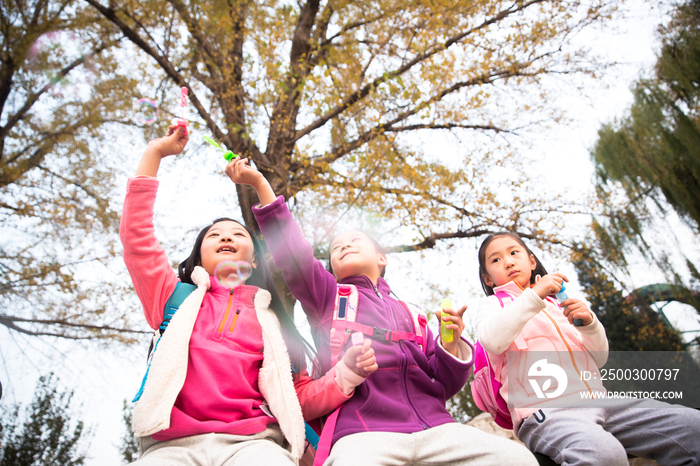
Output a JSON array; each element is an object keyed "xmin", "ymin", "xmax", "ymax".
[
  {"xmin": 340, "ymin": 251, "xmax": 356, "ymax": 260},
  {"xmin": 217, "ymin": 245, "xmax": 237, "ymax": 254}
]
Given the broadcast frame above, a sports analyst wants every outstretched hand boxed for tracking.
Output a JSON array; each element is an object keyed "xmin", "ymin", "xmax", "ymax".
[
  {"xmin": 343, "ymin": 338, "xmax": 378, "ymax": 378},
  {"xmin": 440, "ymin": 305, "xmax": 467, "ymax": 357},
  {"xmin": 135, "ymin": 125, "xmax": 189, "ymax": 177},
  {"xmin": 147, "ymin": 125, "xmax": 189, "ymax": 158},
  {"xmin": 224, "ymin": 156, "xmax": 263, "ymax": 186},
  {"xmin": 224, "ymin": 156, "xmax": 277, "ymax": 207}
]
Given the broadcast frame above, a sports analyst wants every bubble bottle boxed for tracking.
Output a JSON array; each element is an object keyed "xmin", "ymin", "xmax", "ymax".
[
  {"xmin": 556, "ymin": 284, "xmax": 582, "ymax": 326},
  {"xmin": 439, "ymin": 298, "xmax": 454, "ymax": 343}
]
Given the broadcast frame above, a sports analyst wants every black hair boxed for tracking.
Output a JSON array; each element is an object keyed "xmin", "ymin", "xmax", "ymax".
[
  {"xmin": 179, "ymin": 218, "xmax": 317, "ymax": 374},
  {"xmin": 477, "ymin": 231, "xmax": 548, "ymax": 296},
  {"xmin": 325, "ymin": 230, "xmax": 387, "ymax": 279}
]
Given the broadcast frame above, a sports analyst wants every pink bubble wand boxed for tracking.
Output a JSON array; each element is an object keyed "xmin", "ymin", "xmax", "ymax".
[{"xmin": 177, "ymin": 87, "xmax": 188, "ymax": 134}]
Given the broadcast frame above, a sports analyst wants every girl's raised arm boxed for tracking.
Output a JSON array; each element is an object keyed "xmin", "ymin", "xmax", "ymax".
[
  {"xmin": 226, "ymin": 159, "xmax": 337, "ymax": 324},
  {"xmin": 122, "ymin": 126, "xmax": 189, "ymax": 329}
]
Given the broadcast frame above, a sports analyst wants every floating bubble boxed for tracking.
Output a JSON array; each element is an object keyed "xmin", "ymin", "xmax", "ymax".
[
  {"xmin": 214, "ymin": 261, "xmax": 252, "ymax": 288},
  {"xmin": 346, "ymin": 161, "xmax": 358, "ymax": 177},
  {"xmin": 28, "ymin": 31, "xmax": 79, "ymax": 61},
  {"xmin": 136, "ymin": 98, "xmax": 159, "ymax": 125},
  {"xmin": 27, "ymin": 31, "xmax": 96, "ymax": 98}
]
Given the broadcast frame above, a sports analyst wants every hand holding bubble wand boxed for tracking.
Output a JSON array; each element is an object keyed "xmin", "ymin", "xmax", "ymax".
[
  {"xmin": 439, "ymin": 298, "xmax": 454, "ymax": 343},
  {"xmin": 556, "ymin": 283, "xmax": 583, "ymax": 327},
  {"xmin": 202, "ymin": 135, "xmax": 240, "ymax": 162}
]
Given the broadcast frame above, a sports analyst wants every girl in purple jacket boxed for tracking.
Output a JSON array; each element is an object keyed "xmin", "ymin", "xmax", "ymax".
[{"xmin": 226, "ymin": 157, "xmax": 538, "ymax": 466}]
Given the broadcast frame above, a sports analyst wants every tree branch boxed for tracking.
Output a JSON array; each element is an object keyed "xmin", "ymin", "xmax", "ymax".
[
  {"xmin": 83, "ymin": 0, "xmax": 231, "ymax": 149},
  {"xmin": 0, "ymin": 314, "xmax": 152, "ymax": 338},
  {"xmin": 295, "ymin": 0, "xmax": 545, "ymax": 141}
]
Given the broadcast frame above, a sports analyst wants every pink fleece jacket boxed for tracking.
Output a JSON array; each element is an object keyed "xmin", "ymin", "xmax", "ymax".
[
  {"xmin": 120, "ymin": 176, "xmax": 359, "ymax": 441},
  {"xmin": 476, "ymin": 281, "xmax": 609, "ymax": 431}
]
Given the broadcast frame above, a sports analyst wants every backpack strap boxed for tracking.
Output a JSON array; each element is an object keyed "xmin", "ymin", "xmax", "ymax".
[
  {"xmin": 329, "ymin": 285, "xmax": 359, "ymax": 365},
  {"xmin": 160, "ymin": 282, "xmax": 197, "ymax": 335},
  {"xmin": 329, "ymin": 285, "xmax": 428, "ymax": 364},
  {"xmin": 398, "ymin": 301, "xmax": 428, "ymax": 354},
  {"xmin": 312, "ymin": 406, "xmax": 341, "ymax": 466},
  {"xmin": 134, "ymin": 281, "xmax": 197, "ymax": 402},
  {"xmin": 493, "ymin": 290, "xmax": 527, "ymax": 350}
]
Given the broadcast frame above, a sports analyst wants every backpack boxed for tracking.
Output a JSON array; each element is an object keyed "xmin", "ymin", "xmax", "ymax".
[
  {"xmin": 469, "ymin": 290, "xmax": 515, "ymax": 429},
  {"xmin": 470, "ymin": 342, "xmax": 512, "ymax": 429}
]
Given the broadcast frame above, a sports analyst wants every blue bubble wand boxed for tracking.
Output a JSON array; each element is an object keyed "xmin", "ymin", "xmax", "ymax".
[{"xmin": 556, "ymin": 284, "xmax": 582, "ymax": 326}]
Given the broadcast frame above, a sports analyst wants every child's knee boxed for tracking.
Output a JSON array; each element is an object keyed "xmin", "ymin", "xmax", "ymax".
[{"xmin": 553, "ymin": 441, "xmax": 628, "ymax": 466}]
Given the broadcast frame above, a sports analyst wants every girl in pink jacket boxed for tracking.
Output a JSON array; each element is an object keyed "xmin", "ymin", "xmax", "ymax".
[
  {"xmin": 121, "ymin": 126, "xmax": 376, "ymax": 466},
  {"xmin": 476, "ymin": 232, "xmax": 700, "ymax": 466}
]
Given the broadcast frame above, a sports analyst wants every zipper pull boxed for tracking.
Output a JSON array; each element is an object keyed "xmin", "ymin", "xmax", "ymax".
[
  {"xmin": 230, "ymin": 288, "xmax": 234, "ymax": 296},
  {"xmin": 373, "ymin": 285, "xmax": 383, "ymax": 299},
  {"xmin": 229, "ymin": 309, "xmax": 241, "ymax": 332}
]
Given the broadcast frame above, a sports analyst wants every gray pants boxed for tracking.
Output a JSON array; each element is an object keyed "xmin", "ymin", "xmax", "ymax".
[
  {"xmin": 517, "ymin": 400, "xmax": 700, "ymax": 466},
  {"xmin": 131, "ymin": 424, "xmax": 295, "ymax": 466},
  {"xmin": 325, "ymin": 422, "xmax": 538, "ymax": 466}
]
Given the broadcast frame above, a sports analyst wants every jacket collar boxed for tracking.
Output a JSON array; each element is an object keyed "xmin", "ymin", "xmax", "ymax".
[
  {"xmin": 492, "ymin": 279, "xmax": 527, "ymax": 297},
  {"xmin": 210, "ymin": 274, "xmax": 258, "ymax": 302},
  {"xmin": 339, "ymin": 274, "xmax": 392, "ymax": 295}
]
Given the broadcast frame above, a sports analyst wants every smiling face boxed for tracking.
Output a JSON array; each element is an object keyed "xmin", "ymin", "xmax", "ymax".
[
  {"xmin": 199, "ymin": 220, "xmax": 257, "ymax": 277},
  {"xmin": 329, "ymin": 230, "xmax": 387, "ymax": 283},
  {"xmin": 481, "ymin": 236, "xmax": 537, "ymax": 290}
]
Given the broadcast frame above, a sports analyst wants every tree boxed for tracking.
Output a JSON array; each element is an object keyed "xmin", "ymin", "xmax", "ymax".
[
  {"xmin": 0, "ymin": 373, "xmax": 91, "ymax": 466},
  {"xmin": 591, "ymin": 0, "xmax": 700, "ymax": 265},
  {"xmin": 1, "ymin": 0, "xmax": 152, "ymax": 342},
  {"xmin": 83, "ymin": 0, "xmax": 619, "ymax": 309},
  {"xmin": 446, "ymin": 375, "xmax": 482, "ymax": 424},
  {"xmin": 572, "ymin": 248, "xmax": 688, "ymax": 352},
  {"xmin": 119, "ymin": 399, "xmax": 138, "ymax": 464},
  {"xmin": 2, "ymin": 0, "xmax": 623, "ymax": 340}
]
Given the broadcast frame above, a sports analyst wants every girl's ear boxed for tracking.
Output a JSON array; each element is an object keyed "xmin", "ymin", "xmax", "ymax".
[
  {"xmin": 251, "ymin": 258, "xmax": 258, "ymax": 269},
  {"xmin": 529, "ymin": 254, "xmax": 537, "ymax": 271},
  {"xmin": 482, "ymin": 274, "xmax": 495, "ymax": 287},
  {"xmin": 378, "ymin": 254, "xmax": 388, "ymax": 267}
]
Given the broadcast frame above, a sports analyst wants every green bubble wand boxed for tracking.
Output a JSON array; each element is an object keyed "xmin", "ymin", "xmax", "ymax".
[{"xmin": 202, "ymin": 135, "xmax": 239, "ymax": 162}]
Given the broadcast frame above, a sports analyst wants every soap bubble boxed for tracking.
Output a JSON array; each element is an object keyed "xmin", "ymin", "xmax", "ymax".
[
  {"xmin": 215, "ymin": 261, "xmax": 252, "ymax": 288},
  {"xmin": 135, "ymin": 98, "xmax": 159, "ymax": 125},
  {"xmin": 26, "ymin": 31, "xmax": 95, "ymax": 97}
]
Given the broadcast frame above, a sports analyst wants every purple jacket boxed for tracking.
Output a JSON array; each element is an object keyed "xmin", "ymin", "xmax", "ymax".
[{"xmin": 254, "ymin": 196, "xmax": 474, "ymax": 445}]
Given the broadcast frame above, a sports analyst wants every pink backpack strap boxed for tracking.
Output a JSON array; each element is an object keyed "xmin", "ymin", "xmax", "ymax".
[
  {"xmin": 329, "ymin": 285, "xmax": 359, "ymax": 365},
  {"xmin": 312, "ymin": 406, "xmax": 341, "ymax": 466},
  {"xmin": 398, "ymin": 301, "xmax": 428, "ymax": 354},
  {"xmin": 493, "ymin": 290, "xmax": 513, "ymax": 307},
  {"xmin": 330, "ymin": 286, "xmax": 428, "ymax": 363},
  {"xmin": 492, "ymin": 291, "xmax": 527, "ymax": 349}
]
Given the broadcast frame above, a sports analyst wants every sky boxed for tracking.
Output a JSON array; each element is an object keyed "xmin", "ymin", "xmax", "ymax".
[{"xmin": 2, "ymin": 1, "xmax": 699, "ymax": 464}]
